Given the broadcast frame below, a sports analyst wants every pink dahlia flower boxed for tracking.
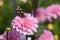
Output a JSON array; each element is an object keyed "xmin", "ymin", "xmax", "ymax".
[
  {"xmin": 45, "ymin": 4, "xmax": 60, "ymax": 20},
  {"xmin": 39, "ymin": 30, "xmax": 54, "ymax": 40},
  {"xmin": 0, "ymin": 29, "xmax": 26, "ymax": 40},
  {"xmin": 7, "ymin": 29, "xmax": 26, "ymax": 40},
  {"xmin": 12, "ymin": 13, "xmax": 38, "ymax": 35},
  {"xmin": 36, "ymin": 8, "xmax": 46, "ymax": 22}
]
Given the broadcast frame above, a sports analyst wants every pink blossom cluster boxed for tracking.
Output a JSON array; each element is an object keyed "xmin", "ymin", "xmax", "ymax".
[
  {"xmin": 36, "ymin": 4, "xmax": 60, "ymax": 22},
  {"xmin": 0, "ymin": 29, "xmax": 26, "ymax": 40},
  {"xmin": 38, "ymin": 30, "xmax": 54, "ymax": 40},
  {"xmin": 12, "ymin": 13, "xmax": 38, "ymax": 35},
  {"xmin": 36, "ymin": 8, "xmax": 46, "ymax": 22}
]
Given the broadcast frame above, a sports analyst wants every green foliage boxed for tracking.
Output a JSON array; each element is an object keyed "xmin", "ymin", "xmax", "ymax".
[
  {"xmin": 0, "ymin": 0, "xmax": 15, "ymax": 34},
  {"xmin": 34, "ymin": 23, "xmax": 46, "ymax": 37},
  {"xmin": 53, "ymin": 20, "xmax": 60, "ymax": 40},
  {"xmin": 38, "ymin": 0, "xmax": 60, "ymax": 7}
]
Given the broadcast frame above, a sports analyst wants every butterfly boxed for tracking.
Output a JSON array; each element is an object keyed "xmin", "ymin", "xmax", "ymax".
[{"xmin": 16, "ymin": 6, "xmax": 25, "ymax": 18}]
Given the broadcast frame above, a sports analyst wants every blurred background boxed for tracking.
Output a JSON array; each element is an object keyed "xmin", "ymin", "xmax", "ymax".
[{"xmin": 0, "ymin": 0, "xmax": 60, "ymax": 40}]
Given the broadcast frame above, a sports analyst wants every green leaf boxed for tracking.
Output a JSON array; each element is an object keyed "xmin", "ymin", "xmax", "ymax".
[
  {"xmin": 53, "ymin": 20, "xmax": 60, "ymax": 34},
  {"xmin": 0, "ymin": 15, "xmax": 5, "ymax": 34},
  {"xmin": 38, "ymin": 0, "xmax": 60, "ymax": 7}
]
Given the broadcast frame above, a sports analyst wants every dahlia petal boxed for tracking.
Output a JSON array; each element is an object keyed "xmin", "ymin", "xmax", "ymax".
[
  {"xmin": 29, "ymin": 32, "xmax": 33, "ymax": 35},
  {"xmin": 30, "ymin": 26, "xmax": 37, "ymax": 32},
  {"xmin": 23, "ymin": 27, "xmax": 27, "ymax": 30},
  {"xmin": 16, "ymin": 27, "xmax": 20, "ymax": 32},
  {"xmin": 57, "ymin": 12, "xmax": 60, "ymax": 16},
  {"xmin": 33, "ymin": 24, "xmax": 38, "ymax": 28},
  {"xmin": 20, "ymin": 30, "xmax": 23, "ymax": 33},
  {"xmin": 27, "ymin": 28, "xmax": 32, "ymax": 32},
  {"xmin": 13, "ymin": 25, "xmax": 16, "ymax": 28},
  {"xmin": 53, "ymin": 14, "xmax": 57, "ymax": 19}
]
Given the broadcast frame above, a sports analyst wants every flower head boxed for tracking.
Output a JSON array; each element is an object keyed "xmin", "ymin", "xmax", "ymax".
[
  {"xmin": 36, "ymin": 8, "xmax": 46, "ymax": 23},
  {"xmin": 12, "ymin": 13, "xmax": 38, "ymax": 35},
  {"xmin": 39, "ymin": 30, "xmax": 54, "ymax": 40},
  {"xmin": 8, "ymin": 29, "xmax": 26, "ymax": 40},
  {"xmin": 0, "ymin": 29, "xmax": 26, "ymax": 40},
  {"xmin": 45, "ymin": 4, "xmax": 60, "ymax": 22}
]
